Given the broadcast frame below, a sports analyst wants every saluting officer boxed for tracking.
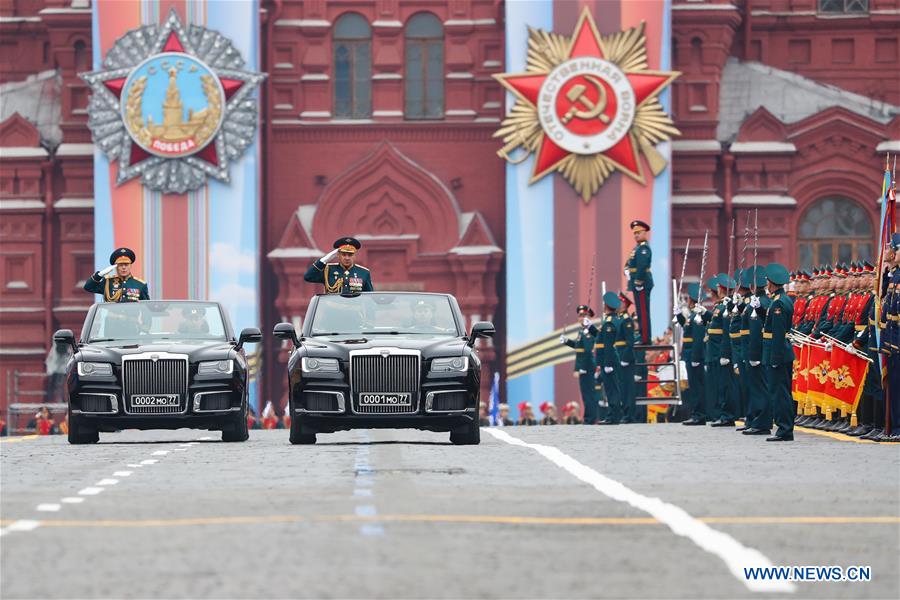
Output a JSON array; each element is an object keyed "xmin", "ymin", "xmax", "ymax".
[
  {"xmin": 678, "ymin": 283, "xmax": 707, "ymax": 426},
  {"xmin": 594, "ymin": 292, "xmax": 624, "ymax": 425},
  {"xmin": 304, "ymin": 237, "xmax": 374, "ymax": 294},
  {"xmin": 560, "ymin": 304, "xmax": 600, "ymax": 425},
  {"xmin": 625, "ymin": 219, "xmax": 653, "ymax": 344},
  {"xmin": 761, "ymin": 263, "xmax": 795, "ymax": 442},
  {"xmin": 84, "ymin": 247, "xmax": 149, "ymax": 302}
]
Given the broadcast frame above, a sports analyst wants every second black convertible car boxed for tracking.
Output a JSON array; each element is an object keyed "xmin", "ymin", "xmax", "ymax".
[
  {"xmin": 273, "ymin": 292, "xmax": 494, "ymax": 445},
  {"xmin": 54, "ymin": 300, "xmax": 261, "ymax": 444}
]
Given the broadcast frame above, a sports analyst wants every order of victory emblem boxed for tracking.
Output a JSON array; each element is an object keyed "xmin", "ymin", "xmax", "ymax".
[
  {"xmin": 494, "ymin": 9, "xmax": 680, "ymax": 201},
  {"xmin": 81, "ymin": 10, "xmax": 266, "ymax": 193}
]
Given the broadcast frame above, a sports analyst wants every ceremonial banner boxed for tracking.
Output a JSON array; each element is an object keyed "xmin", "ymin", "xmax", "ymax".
[
  {"xmin": 791, "ymin": 343, "xmax": 806, "ymax": 403},
  {"xmin": 806, "ymin": 344, "xmax": 831, "ymax": 411},
  {"xmin": 87, "ymin": 1, "xmax": 264, "ymax": 412},
  {"xmin": 502, "ymin": 0, "xmax": 674, "ymax": 414},
  {"xmin": 823, "ymin": 345, "xmax": 870, "ymax": 413}
]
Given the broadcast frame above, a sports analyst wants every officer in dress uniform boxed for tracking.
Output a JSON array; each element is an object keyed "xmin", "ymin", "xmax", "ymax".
[
  {"xmin": 678, "ymin": 283, "xmax": 707, "ymax": 426},
  {"xmin": 712, "ymin": 273, "xmax": 739, "ymax": 427},
  {"xmin": 853, "ymin": 262, "xmax": 881, "ymax": 438},
  {"xmin": 83, "ymin": 248, "xmax": 149, "ymax": 302},
  {"xmin": 702, "ymin": 275, "xmax": 732, "ymax": 427},
  {"xmin": 881, "ymin": 234, "xmax": 900, "ymax": 441},
  {"xmin": 742, "ymin": 267, "xmax": 773, "ymax": 436},
  {"xmin": 560, "ymin": 305, "xmax": 600, "ymax": 424},
  {"xmin": 594, "ymin": 292, "xmax": 624, "ymax": 424},
  {"xmin": 761, "ymin": 263, "xmax": 795, "ymax": 442},
  {"xmin": 625, "ymin": 220, "xmax": 653, "ymax": 344},
  {"xmin": 731, "ymin": 269, "xmax": 752, "ymax": 430},
  {"xmin": 304, "ymin": 237, "xmax": 374, "ymax": 294},
  {"xmin": 615, "ymin": 292, "xmax": 638, "ymax": 424}
]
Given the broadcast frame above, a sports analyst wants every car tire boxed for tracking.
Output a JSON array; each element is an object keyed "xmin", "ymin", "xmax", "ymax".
[
  {"xmin": 67, "ymin": 411, "xmax": 99, "ymax": 445},
  {"xmin": 289, "ymin": 411, "xmax": 316, "ymax": 445},
  {"xmin": 449, "ymin": 417, "xmax": 481, "ymax": 445},
  {"xmin": 222, "ymin": 394, "xmax": 250, "ymax": 442}
]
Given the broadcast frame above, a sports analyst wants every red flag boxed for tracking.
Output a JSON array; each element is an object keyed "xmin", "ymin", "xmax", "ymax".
[
  {"xmin": 826, "ymin": 345, "xmax": 870, "ymax": 413},
  {"xmin": 791, "ymin": 343, "xmax": 804, "ymax": 402},
  {"xmin": 806, "ymin": 344, "xmax": 831, "ymax": 412},
  {"xmin": 793, "ymin": 343, "xmax": 809, "ymax": 403}
]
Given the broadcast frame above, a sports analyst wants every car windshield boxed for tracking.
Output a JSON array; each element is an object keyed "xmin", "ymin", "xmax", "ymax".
[
  {"xmin": 309, "ymin": 294, "xmax": 459, "ymax": 337},
  {"xmin": 87, "ymin": 302, "xmax": 227, "ymax": 343}
]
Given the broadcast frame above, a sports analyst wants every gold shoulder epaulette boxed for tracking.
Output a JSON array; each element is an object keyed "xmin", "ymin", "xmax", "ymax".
[
  {"xmin": 132, "ymin": 277, "xmax": 146, "ymax": 284},
  {"xmin": 355, "ymin": 264, "xmax": 369, "ymax": 272}
]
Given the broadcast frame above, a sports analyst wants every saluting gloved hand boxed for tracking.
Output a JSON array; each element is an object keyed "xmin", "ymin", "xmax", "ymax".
[
  {"xmin": 604, "ymin": 366, "xmax": 614, "ymax": 374},
  {"xmin": 719, "ymin": 357, "xmax": 730, "ymax": 366},
  {"xmin": 559, "ymin": 335, "xmax": 567, "ymax": 344},
  {"xmin": 319, "ymin": 248, "xmax": 339, "ymax": 263},
  {"xmin": 749, "ymin": 360, "xmax": 761, "ymax": 367},
  {"xmin": 98, "ymin": 265, "xmax": 116, "ymax": 277},
  {"xmin": 749, "ymin": 295, "xmax": 761, "ymax": 309}
]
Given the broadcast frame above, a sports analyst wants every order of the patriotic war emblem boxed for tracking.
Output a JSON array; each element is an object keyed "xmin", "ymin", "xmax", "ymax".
[
  {"xmin": 81, "ymin": 10, "xmax": 266, "ymax": 193},
  {"xmin": 494, "ymin": 8, "xmax": 680, "ymax": 201}
]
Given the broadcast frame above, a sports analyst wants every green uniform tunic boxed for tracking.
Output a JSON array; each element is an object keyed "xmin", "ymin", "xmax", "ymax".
[
  {"xmin": 563, "ymin": 327, "xmax": 600, "ymax": 424},
  {"xmin": 762, "ymin": 288, "xmax": 795, "ymax": 438},
  {"xmin": 304, "ymin": 260, "xmax": 374, "ymax": 294},
  {"xmin": 84, "ymin": 273, "xmax": 149, "ymax": 302}
]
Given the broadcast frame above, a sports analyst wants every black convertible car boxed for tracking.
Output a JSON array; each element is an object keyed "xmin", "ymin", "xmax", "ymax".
[
  {"xmin": 54, "ymin": 300, "xmax": 261, "ymax": 444},
  {"xmin": 273, "ymin": 292, "xmax": 494, "ymax": 445}
]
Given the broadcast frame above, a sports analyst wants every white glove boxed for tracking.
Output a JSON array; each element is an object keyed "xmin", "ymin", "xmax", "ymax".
[
  {"xmin": 732, "ymin": 293, "xmax": 740, "ymax": 305},
  {"xmin": 691, "ymin": 361, "xmax": 700, "ymax": 367},
  {"xmin": 582, "ymin": 317, "xmax": 592, "ymax": 327},
  {"xmin": 604, "ymin": 366, "xmax": 614, "ymax": 374},
  {"xmin": 693, "ymin": 315, "xmax": 703, "ymax": 325},
  {"xmin": 692, "ymin": 304, "xmax": 706, "ymax": 315},
  {"xmin": 98, "ymin": 265, "xmax": 116, "ymax": 277},
  {"xmin": 749, "ymin": 296, "xmax": 761, "ymax": 309},
  {"xmin": 634, "ymin": 374, "xmax": 641, "ymax": 382},
  {"xmin": 673, "ymin": 304, "xmax": 681, "ymax": 317},
  {"xmin": 559, "ymin": 335, "xmax": 567, "ymax": 344},
  {"xmin": 620, "ymin": 361, "xmax": 629, "ymax": 367},
  {"xmin": 730, "ymin": 305, "xmax": 739, "ymax": 316},
  {"xmin": 825, "ymin": 343, "xmax": 833, "ymax": 352},
  {"xmin": 319, "ymin": 248, "xmax": 339, "ymax": 263},
  {"xmin": 635, "ymin": 285, "xmax": 644, "ymax": 291},
  {"xmin": 681, "ymin": 306, "xmax": 691, "ymax": 319},
  {"xmin": 671, "ymin": 316, "xmax": 679, "ymax": 326},
  {"xmin": 624, "ymin": 269, "xmax": 630, "ymax": 280},
  {"xmin": 719, "ymin": 357, "xmax": 730, "ymax": 366},
  {"xmin": 749, "ymin": 360, "xmax": 760, "ymax": 367}
]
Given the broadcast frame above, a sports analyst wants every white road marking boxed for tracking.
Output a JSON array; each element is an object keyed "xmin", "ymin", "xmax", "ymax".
[
  {"xmin": 0, "ymin": 520, "xmax": 41, "ymax": 537},
  {"xmin": 140, "ymin": 459, "xmax": 157, "ymax": 465},
  {"xmin": 198, "ymin": 436, "xmax": 214, "ymax": 440},
  {"xmin": 354, "ymin": 489, "xmax": 373, "ymax": 497},
  {"xmin": 174, "ymin": 448, "xmax": 188, "ymax": 451},
  {"xmin": 180, "ymin": 442, "xmax": 197, "ymax": 447},
  {"xmin": 151, "ymin": 450, "xmax": 169, "ymax": 456},
  {"xmin": 113, "ymin": 471, "xmax": 133, "ymax": 477},
  {"xmin": 485, "ymin": 428, "xmax": 794, "ymax": 594},
  {"xmin": 36, "ymin": 503, "xmax": 60, "ymax": 512},
  {"xmin": 61, "ymin": 497, "xmax": 85, "ymax": 504},
  {"xmin": 355, "ymin": 505, "xmax": 377, "ymax": 516},
  {"xmin": 96, "ymin": 479, "xmax": 119, "ymax": 486},
  {"xmin": 127, "ymin": 464, "xmax": 143, "ymax": 468},
  {"xmin": 77, "ymin": 487, "xmax": 104, "ymax": 496}
]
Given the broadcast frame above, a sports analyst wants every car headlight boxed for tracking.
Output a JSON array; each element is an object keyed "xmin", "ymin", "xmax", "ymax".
[
  {"xmin": 301, "ymin": 357, "xmax": 340, "ymax": 373},
  {"xmin": 431, "ymin": 356, "xmax": 468, "ymax": 373},
  {"xmin": 198, "ymin": 360, "xmax": 234, "ymax": 375},
  {"xmin": 77, "ymin": 362, "xmax": 113, "ymax": 377}
]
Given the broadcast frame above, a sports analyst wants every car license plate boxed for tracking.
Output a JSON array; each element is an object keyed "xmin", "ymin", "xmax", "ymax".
[
  {"xmin": 359, "ymin": 393, "xmax": 411, "ymax": 406},
  {"xmin": 131, "ymin": 394, "xmax": 180, "ymax": 407}
]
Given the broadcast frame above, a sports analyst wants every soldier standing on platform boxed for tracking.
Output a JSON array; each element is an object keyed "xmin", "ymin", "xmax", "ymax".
[
  {"xmin": 594, "ymin": 292, "xmax": 624, "ymax": 425},
  {"xmin": 761, "ymin": 263, "xmax": 795, "ymax": 442},
  {"xmin": 304, "ymin": 237, "xmax": 374, "ymax": 294},
  {"xmin": 84, "ymin": 247, "xmax": 150, "ymax": 302},
  {"xmin": 679, "ymin": 283, "xmax": 707, "ymax": 426},
  {"xmin": 615, "ymin": 292, "xmax": 638, "ymax": 424},
  {"xmin": 625, "ymin": 220, "xmax": 653, "ymax": 344},
  {"xmin": 742, "ymin": 267, "xmax": 773, "ymax": 436},
  {"xmin": 560, "ymin": 305, "xmax": 600, "ymax": 425}
]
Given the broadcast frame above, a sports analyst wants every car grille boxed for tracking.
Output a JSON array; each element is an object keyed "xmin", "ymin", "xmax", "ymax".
[
  {"xmin": 302, "ymin": 392, "xmax": 341, "ymax": 413},
  {"xmin": 198, "ymin": 392, "xmax": 232, "ymax": 411},
  {"xmin": 351, "ymin": 353, "xmax": 419, "ymax": 414},
  {"xmin": 431, "ymin": 391, "xmax": 466, "ymax": 412},
  {"xmin": 80, "ymin": 393, "xmax": 114, "ymax": 413},
  {"xmin": 123, "ymin": 357, "xmax": 188, "ymax": 414}
]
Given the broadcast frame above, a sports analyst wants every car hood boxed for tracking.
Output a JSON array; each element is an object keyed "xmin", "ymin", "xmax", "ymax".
[
  {"xmin": 77, "ymin": 340, "xmax": 236, "ymax": 363},
  {"xmin": 301, "ymin": 335, "xmax": 468, "ymax": 358}
]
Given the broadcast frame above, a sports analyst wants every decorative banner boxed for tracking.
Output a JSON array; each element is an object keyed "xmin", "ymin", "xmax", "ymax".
[
  {"xmin": 823, "ymin": 344, "xmax": 869, "ymax": 413},
  {"xmin": 503, "ymin": 1, "xmax": 674, "ymax": 417},
  {"xmin": 88, "ymin": 1, "xmax": 264, "ymax": 412}
]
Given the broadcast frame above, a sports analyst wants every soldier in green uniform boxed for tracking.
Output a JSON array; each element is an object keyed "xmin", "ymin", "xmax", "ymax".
[
  {"xmin": 702, "ymin": 276, "xmax": 730, "ymax": 426},
  {"xmin": 678, "ymin": 283, "xmax": 707, "ymax": 425},
  {"xmin": 83, "ymin": 247, "xmax": 149, "ymax": 302},
  {"xmin": 594, "ymin": 292, "xmax": 624, "ymax": 424},
  {"xmin": 304, "ymin": 237, "xmax": 374, "ymax": 294},
  {"xmin": 615, "ymin": 292, "xmax": 638, "ymax": 423},
  {"xmin": 712, "ymin": 273, "xmax": 739, "ymax": 427},
  {"xmin": 761, "ymin": 263, "xmax": 795, "ymax": 442},
  {"xmin": 742, "ymin": 267, "xmax": 773, "ymax": 436},
  {"xmin": 560, "ymin": 304, "xmax": 600, "ymax": 424},
  {"xmin": 730, "ymin": 269, "xmax": 751, "ymax": 430},
  {"xmin": 625, "ymin": 220, "xmax": 653, "ymax": 344}
]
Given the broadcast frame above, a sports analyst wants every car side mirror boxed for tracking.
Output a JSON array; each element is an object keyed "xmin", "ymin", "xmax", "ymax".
[
  {"xmin": 53, "ymin": 329, "xmax": 77, "ymax": 352},
  {"xmin": 236, "ymin": 327, "xmax": 262, "ymax": 351},
  {"xmin": 467, "ymin": 321, "xmax": 495, "ymax": 347},
  {"xmin": 272, "ymin": 322, "xmax": 300, "ymax": 348}
]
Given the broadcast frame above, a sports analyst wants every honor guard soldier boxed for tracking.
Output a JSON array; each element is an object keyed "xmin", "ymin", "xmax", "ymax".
[
  {"xmin": 594, "ymin": 292, "xmax": 624, "ymax": 424},
  {"xmin": 84, "ymin": 247, "xmax": 149, "ymax": 302},
  {"xmin": 742, "ymin": 267, "xmax": 774, "ymax": 436},
  {"xmin": 678, "ymin": 283, "xmax": 707, "ymax": 425},
  {"xmin": 702, "ymin": 275, "xmax": 732, "ymax": 427},
  {"xmin": 560, "ymin": 305, "xmax": 600, "ymax": 424},
  {"xmin": 304, "ymin": 237, "xmax": 374, "ymax": 294},
  {"xmin": 626, "ymin": 220, "xmax": 653, "ymax": 344},
  {"xmin": 615, "ymin": 292, "xmax": 638, "ymax": 424},
  {"xmin": 881, "ymin": 234, "xmax": 900, "ymax": 441},
  {"xmin": 730, "ymin": 269, "xmax": 752, "ymax": 429},
  {"xmin": 761, "ymin": 263, "xmax": 795, "ymax": 442}
]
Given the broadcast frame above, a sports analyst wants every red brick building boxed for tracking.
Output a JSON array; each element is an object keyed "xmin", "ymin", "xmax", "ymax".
[{"xmin": 1, "ymin": 0, "xmax": 898, "ymax": 414}]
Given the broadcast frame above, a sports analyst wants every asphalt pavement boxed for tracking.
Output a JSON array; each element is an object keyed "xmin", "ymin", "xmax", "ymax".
[{"xmin": 1, "ymin": 424, "xmax": 898, "ymax": 599}]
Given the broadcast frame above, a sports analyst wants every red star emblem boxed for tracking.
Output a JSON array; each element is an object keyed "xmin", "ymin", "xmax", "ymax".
[{"xmin": 495, "ymin": 9, "xmax": 679, "ymax": 190}]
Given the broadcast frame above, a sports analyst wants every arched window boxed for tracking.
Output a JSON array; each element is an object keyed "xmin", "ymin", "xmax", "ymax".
[
  {"xmin": 333, "ymin": 13, "xmax": 371, "ymax": 118},
  {"xmin": 405, "ymin": 13, "xmax": 443, "ymax": 119},
  {"xmin": 797, "ymin": 197, "xmax": 873, "ymax": 269}
]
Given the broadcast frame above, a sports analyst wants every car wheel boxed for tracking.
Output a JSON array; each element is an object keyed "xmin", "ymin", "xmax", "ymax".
[
  {"xmin": 67, "ymin": 411, "xmax": 99, "ymax": 445},
  {"xmin": 222, "ymin": 395, "xmax": 249, "ymax": 442},
  {"xmin": 289, "ymin": 411, "xmax": 316, "ymax": 445},
  {"xmin": 449, "ymin": 417, "xmax": 481, "ymax": 445}
]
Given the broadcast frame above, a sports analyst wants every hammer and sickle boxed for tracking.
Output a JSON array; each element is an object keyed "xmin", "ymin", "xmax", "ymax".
[{"xmin": 561, "ymin": 76, "xmax": 611, "ymax": 125}]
